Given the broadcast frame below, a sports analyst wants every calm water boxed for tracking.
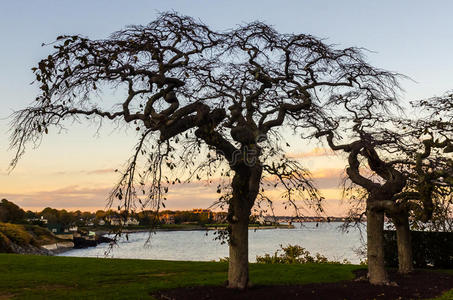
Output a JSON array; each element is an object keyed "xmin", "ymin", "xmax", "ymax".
[{"xmin": 58, "ymin": 222, "xmax": 365, "ymax": 263}]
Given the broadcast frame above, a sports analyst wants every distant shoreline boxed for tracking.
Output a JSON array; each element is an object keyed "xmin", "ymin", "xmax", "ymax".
[{"xmin": 91, "ymin": 223, "xmax": 296, "ymax": 236}]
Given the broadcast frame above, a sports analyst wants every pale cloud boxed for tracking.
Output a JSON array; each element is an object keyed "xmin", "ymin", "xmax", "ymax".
[
  {"xmin": 85, "ymin": 168, "xmax": 115, "ymax": 175},
  {"xmin": 263, "ymin": 167, "xmax": 345, "ymax": 190},
  {"xmin": 0, "ymin": 182, "xmax": 224, "ymax": 212},
  {"xmin": 0, "ymin": 167, "xmax": 349, "ymax": 215},
  {"xmin": 310, "ymin": 168, "xmax": 345, "ymax": 189},
  {"xmin": 287, "ymin": 147, "xmax": 336, "ymax": 159},
  {"xmin": 51, "ymin": 168, "xmax": 116, "ymax": 175},
  {"xmin": 166, "ymin": 183, "xmax": 220, "ymax": 209},
  {"xmin": 1, "ymin": 186, "xmax": 113, "ymax": 210}
]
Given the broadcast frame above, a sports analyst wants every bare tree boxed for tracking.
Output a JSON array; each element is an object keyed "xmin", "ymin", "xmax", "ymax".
[
  {"xmin": 317, "ymin": 95, "xmax": 453, "ymax": 283},
  {"xmin": 9, "ymin": 13, "xmax": 400, "ymax": 289},
  {"xmin": 410, "ymin": 92, "xmax": 453, "ymax": 230}
]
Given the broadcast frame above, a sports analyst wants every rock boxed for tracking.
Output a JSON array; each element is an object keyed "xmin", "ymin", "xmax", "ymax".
[
  {"xmin": 73, "ymin": 237, "xmax": 97, "ymax": 248},
  {"xmin": 42, "ymin": 241, "xmax": 74, "ymax": 254},
  {"xmin": 72, "ymin": 235, "xmax": 113, "ymax": 249},
  {"xmin": 9, "ymin": 242, "xmax": 53, "ymax": 255}
]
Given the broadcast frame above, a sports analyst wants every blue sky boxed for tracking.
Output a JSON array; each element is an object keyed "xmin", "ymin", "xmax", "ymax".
[{"xmin": 0, "ymin": 0, "xmax": 452, "ymax": 214}]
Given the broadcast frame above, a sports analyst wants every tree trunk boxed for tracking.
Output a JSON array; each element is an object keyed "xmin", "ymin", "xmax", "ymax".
[
  {"xmin": 228, "ymin": 217, "xmax": 249, "ymax": 289},
  {"xmin": 227, "ymin": 164, "xmax": 261, "ymax": 289},
  {"xmin": 367, "ymin": 208, "xmax": 388, "ymax": 285},
  {"xmin": 394, "ymin": 212, "xmax": 413, "ymax": 274}
]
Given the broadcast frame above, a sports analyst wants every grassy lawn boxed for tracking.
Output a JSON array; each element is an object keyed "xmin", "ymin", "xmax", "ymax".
[
  {"xmin": 0, "ymin": 254, "xmax": 359, "ymax": 299},
  {"xmin": 0, "ymin": 254, "xmax": 451, "ymax": 299}
]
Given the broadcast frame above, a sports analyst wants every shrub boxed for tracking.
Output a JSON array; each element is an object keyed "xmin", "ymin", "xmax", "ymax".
[
  {"xmin": 0, "ymin": 222, "xmax": 36, "ymax": 246},
  {"xmin": 218, "ymin": 257, "xmax": 229, "ymax": 263},
  {"xmin": 23, "ymin": 224, "xmax": 56, "ymax": 245},
  {"xmin": 384, "ymin": 230, "xmax": 453, "ymax": 268},
  {"xmin": 0, "ymin": 232, "xmax": 13, "ymax": 252},
  {"xmin": 256, "ymin": 244, "xmax": 350, "ymax": 264}
]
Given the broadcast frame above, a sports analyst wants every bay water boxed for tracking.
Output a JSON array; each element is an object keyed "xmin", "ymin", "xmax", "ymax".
[{"xmin": 58, "ymin": 222, "xmax": 365, "ymax": 264}]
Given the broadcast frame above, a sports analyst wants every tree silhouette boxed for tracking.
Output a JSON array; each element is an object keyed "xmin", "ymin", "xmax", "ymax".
[
  {"xmin": 317, "ymin": 94, "xmax": 453, "ymax": 283},
  {"xmin": 10, "ymin": 12, "xmax": 400, "ymax": 289},
  {"xmin": 409, "ymin": 92, "xmax": 453, "ymax": 231}
]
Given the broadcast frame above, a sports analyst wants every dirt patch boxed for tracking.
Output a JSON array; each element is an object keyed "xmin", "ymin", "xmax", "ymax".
[{"xmin": 153, "ymin": 269, "xmax": 453, "ymax": 300}]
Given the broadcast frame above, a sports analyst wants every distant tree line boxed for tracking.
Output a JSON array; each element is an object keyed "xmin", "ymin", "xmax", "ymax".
[{"xmin": 0, "ymin": 199, "xmax": 231, "ymax": 227}]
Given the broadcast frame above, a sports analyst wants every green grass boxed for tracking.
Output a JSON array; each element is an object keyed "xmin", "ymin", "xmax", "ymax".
[
  {"xmin": 0, "ymin": 254, "xmax": 451, "ymax": 299},
  {"xmin": 0, "ymin": 254, "xmax": 360, "ymax": 299}
]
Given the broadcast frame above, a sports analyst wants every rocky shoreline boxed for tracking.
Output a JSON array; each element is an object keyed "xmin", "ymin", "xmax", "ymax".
[
  {"xmin": 7, "ymin": 235, "xmax": 114, "ymax": 256},
  {"xmin": 41, "ymin": 241, "xmax": 75, "ymax": 254}
]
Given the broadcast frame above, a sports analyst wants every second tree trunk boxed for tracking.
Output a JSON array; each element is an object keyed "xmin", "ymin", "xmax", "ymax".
[
  {"xmin": 367, "ymin": 208, "xmax": 388, "ymax": 284},
  {"xmin": 394, "ymin": 212, "xmax": 413, "ymax": 274}
]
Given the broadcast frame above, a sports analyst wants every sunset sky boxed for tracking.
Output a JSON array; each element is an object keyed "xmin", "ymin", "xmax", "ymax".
[{"xmin": 0, "ymin": 0, "xmax": 452, "ymax": 216}]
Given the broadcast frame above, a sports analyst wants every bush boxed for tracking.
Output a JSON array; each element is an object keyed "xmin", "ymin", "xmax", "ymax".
[
  {"xmin": 384, "ymin": 230, "xmax": 453, "ymax": 268},
  {"xmin": 256, "ymin": 244, "xmax": 350, "ymax": 264},
  {"xmin": 22, "ymin": 224, "xmax": 57, "ymax": 245},
  {"xmin": 0, "ymin": 223, "xmax": 36, "ymax": 246},
  {"xmin": 0, "ymin": 232, "xmax": 13, "ymax": 252}
]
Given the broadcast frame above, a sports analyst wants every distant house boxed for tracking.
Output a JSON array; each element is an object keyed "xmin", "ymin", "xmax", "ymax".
[
  {"xmin": 107, "ymin": 216, "xmax": 139, "ymax": 226},
  {"xmin": 160, "ymin": 213, "xmax": 175, "ymax": 224},
  {"xmin": 69, "ymin": 226, "xmax": 78, "ymax": 232},
  {"xmin": 212, "ymin": 212, "xmax": 227, "ymax": 223},
  {"xmin": 255, "ymin": 215, "xmax": 265, "ymax": 225},
  {"xmin": 26, "ymin": 216, "xmax": 48, "ymax": 225},
  {"xmin": 193, "ymin": 208, "xmax": 211, "ymax": 214},
  {"xmin": 98, "ymin": 219, "xmax": 105, "ymax": 226},
  {"xmin": 193, "ymin": 209, "xmax": 212, "ymax": 218},
  {"xmin": 125, "ymin": 218, "xmax": 139, "ymax": 226},
  {"xmin": 107, "ymin": 217, "xmax": 121, "ymax": 226},
  {"xmin": 47, "ymin": 224, "xmax": 65, "ymax": 234}
]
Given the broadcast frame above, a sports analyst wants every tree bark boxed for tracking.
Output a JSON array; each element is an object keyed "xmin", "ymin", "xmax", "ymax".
[
  {"xmin": 227, "ymin": 164, "xmax": 261, "ymax": 289},
  {"xmin": 367, "ymin": 207, "xmax": 388, "ymax": 285},
  {"xmin": 394, "ymin": 212, "xmax": 413, "ymax": 274},
  {"xmin": 228, "ymin": 216, "xmax": 249, "ymax": 289}
]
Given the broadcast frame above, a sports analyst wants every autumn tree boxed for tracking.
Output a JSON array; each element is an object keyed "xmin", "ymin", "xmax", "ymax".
[{"xmin": 10, "ymin": 13, "xmax": 400, "ymax": 289}]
